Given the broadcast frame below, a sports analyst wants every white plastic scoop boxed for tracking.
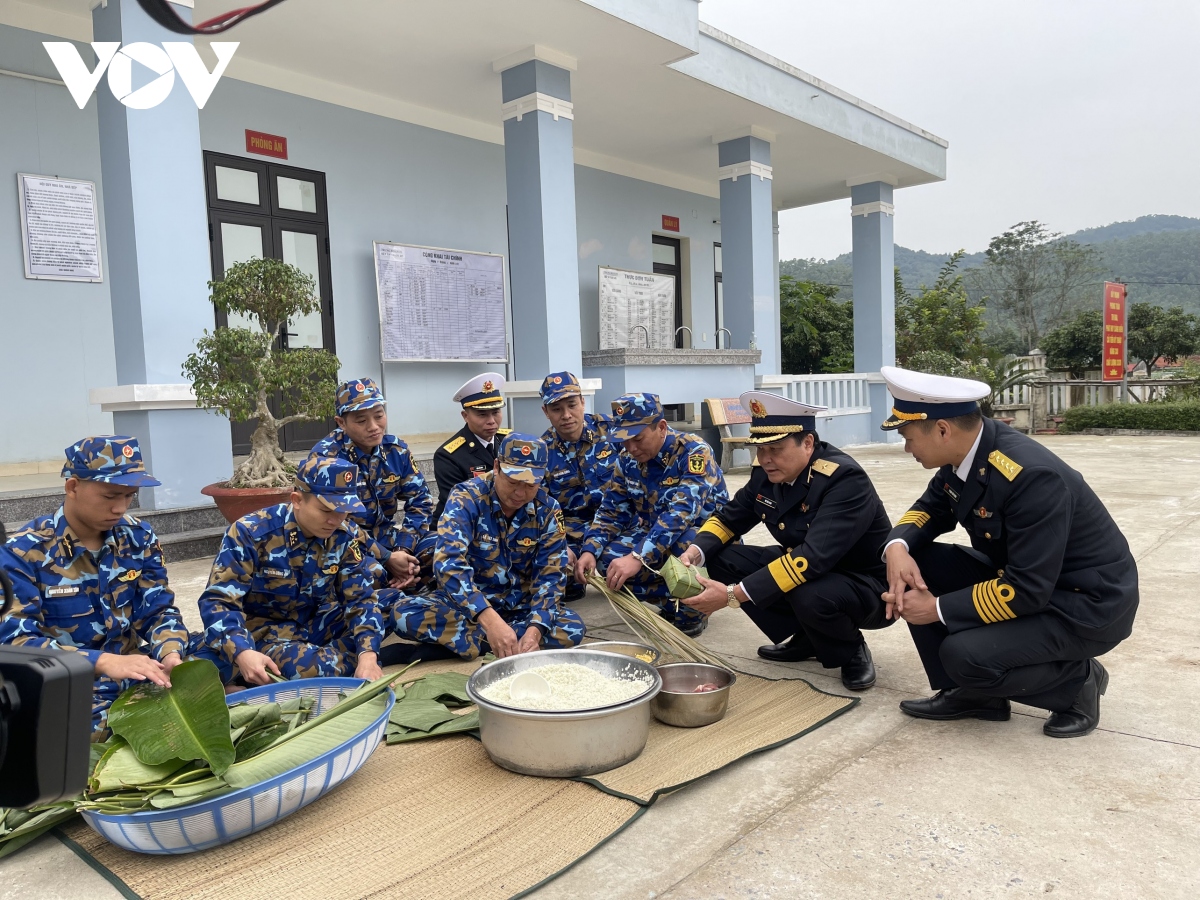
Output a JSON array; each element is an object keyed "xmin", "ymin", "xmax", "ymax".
[{"xmin": 509, "ymin": 670, "xmax": 552, "ymax": 702}]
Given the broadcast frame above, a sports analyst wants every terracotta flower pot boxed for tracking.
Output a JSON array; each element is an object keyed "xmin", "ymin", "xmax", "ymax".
[{"xmin": 201, "ymin": 482, "xmax": 294, "ymax": 524}]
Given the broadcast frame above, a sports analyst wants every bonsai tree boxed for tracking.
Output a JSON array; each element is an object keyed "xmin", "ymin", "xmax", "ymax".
[{"xmin": 182, "ymin": 257, "xmax": 340, "ymax": 488}]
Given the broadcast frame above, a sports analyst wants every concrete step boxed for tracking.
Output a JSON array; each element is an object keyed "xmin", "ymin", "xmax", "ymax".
[{"xmin": 159, "ymin": 526, "xmax": 226, "ymax": 564}]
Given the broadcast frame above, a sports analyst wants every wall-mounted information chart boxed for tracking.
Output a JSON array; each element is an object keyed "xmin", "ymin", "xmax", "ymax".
[
  {"xmin": 18, "ymin": 174, "xmax": 102, "ymax": 282},
  {"xmin": 598, "ymin": 265, "xmax": 675, "ymax": 350},
  {"xmin": 374, "ymin": 241, "xmax": 507, "ymax": 362}
]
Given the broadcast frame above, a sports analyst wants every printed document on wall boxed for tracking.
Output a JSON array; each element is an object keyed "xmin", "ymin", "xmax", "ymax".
[
  {"xmin": 598, "ymin": 266, "xmax": 675, "ymax": 349},
  {"xmin": 18, "ymin": 174, "xmax": 102, "ymax": 282},
  {"xmin": 374, "ymin": 242, "xmax": 507, "ymax": 362}
]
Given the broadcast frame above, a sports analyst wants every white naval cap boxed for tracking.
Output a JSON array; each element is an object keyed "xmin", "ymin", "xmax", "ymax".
[
  {"xmin": 880, "ymin": 365, "xmax": 989, "ymax": 430},
  {"xmin": 453, "ymin": 372, "xmax": 506, "ymax": 409},
  {"xmin": 739, "ymin": 390, "xmax": 827, "ymax": 445}
]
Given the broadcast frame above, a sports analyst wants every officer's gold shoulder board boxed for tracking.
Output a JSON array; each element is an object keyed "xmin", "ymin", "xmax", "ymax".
[
  {"xmin": 497, "ymin": 428, "xmax": 513, "ymax": 436},
  {"xmin": 988, "ymin": 450, "xmax": 1023, "ymax": 482},
  {"xmin": 688, "ymin": 453, "xmax": 706, "ymax": 475},
  {"xmin": 810, "ymin": 459, "xmax": 840, "ymax": 477},
  {"xmin": 443, "ymin": 436, "xmax": 466, "ymax": 454}
]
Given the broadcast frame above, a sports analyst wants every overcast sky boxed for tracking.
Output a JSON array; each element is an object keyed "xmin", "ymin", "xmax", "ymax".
[{"xmin": 698, "ymin": 0, "xmax": 1200, "ymax": 261}]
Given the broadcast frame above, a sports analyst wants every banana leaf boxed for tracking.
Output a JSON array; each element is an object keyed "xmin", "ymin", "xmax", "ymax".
[
  {"xmin": 222, "ymin": 693, "xmax": 388, "ymax": 789},
  {"xmin": 386, "ymin": 709, "xmax": 479, "ymax": 744},
  {"xmin": 260, "ymin": 669, "xmax": 406, "ymax": 754},
  {"xmin": 155, "ymin": 775, "xmax": 226, "ymax": 798},
  {"xmin": 401, "ymin": 673, "xmax": 471, "ymax": 707},
  {"xmin": 91, "ymin": 743, "xmax": 189, "ymax": 793},
  {"xmin": 387, "ymin": 699, "xmax": 457, "ymax": 732},
  {"xmin": 228, "ymin": 704, "xmax": 263, "ymax": 729},
  {"xmin": 148, "ymin": 787, "xmax": 232, "ymax": 809},
  {"xmin": 0, "ymin": 804, "xmax": 78, "ymax": 859},
  {"xmin": 107, "ymin": 659, "xmax": 235, "ymax": 776},
  {"xmin": 234, "ymin": 723, "xmax": 289, "ymax": 761}
]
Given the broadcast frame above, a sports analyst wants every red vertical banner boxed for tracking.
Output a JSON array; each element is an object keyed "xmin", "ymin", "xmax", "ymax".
[{"xmin": 1102, "ymin": 281, "xmax": 1127, "ymax": 381}]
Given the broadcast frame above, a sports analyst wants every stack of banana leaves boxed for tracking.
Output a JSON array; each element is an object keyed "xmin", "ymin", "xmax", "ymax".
[
  {"xmin": 385, "ymin": 671, "xmax": 479, "ymax": 744},
  {"xmin": 0, "ymin": 659, "xmax": 406, "ymax": 859}
]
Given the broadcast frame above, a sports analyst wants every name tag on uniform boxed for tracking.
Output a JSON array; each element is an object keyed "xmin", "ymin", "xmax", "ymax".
[
  {"xmin": 943, "ymin": 483, "xmax": 960, "ymax": 502},
  {"xmin": 261, "ymin": 567, "xmax": 291, "ymax": 578},
  {"xmin": 470, "ymin": 466, "xmax": 488, "ymax": 474},
  {"xmin": 755, "ymin": 494, "xmax": 777, "ymax": 509},
  {"xmin": 46, "ymin": 585, "xmax": 81, "ymax": 597}
]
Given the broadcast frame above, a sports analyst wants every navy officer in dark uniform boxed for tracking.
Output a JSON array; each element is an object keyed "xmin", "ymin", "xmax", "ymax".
[
  {"xmin": 880, "ymin": 366, "xmax": 1138, "ymax": 738},
  {"xmin": 679, "ymin": 392, "xmax": 893, "ymax": 690},
  {"xmin": 432, "ymin": 372, "xmax": 511, "ymax": 523}
]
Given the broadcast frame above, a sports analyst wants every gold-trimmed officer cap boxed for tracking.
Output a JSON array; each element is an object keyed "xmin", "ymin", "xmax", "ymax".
[
  {"xmin": 453, "ymin": 372, "xmax": 506, "ymax": 410},
  {"xmin": 879, "ymin": 365, "xmax": 989, "ymax": 431},
  {"xmin": 738, "ymin": 391, "xmax": 827, "ymax": 445}
]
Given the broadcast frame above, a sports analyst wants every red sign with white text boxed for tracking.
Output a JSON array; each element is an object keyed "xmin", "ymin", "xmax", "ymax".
[
  {"xmin": 1102, "ymin": 281, "xmax": 1127, "ymax": 381},
  {"xmin": 661, "ymin": 215, "xmax": 680, "ymax": 232},
  {"xmin": 245, "ymin": 130, "xmax": 288, "ymax": 159}
]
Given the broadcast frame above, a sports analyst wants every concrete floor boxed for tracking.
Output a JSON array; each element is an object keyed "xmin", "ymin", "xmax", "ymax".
[{"xmin": 3, "ymin": 434, "xmax": 1198, "ymax": 898}]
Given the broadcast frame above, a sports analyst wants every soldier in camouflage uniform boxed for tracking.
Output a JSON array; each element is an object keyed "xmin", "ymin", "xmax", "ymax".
[
  {"xmin": 538, "ymin": 371, "xmax": 618, "ymax": 600},
  {"xmin": 312, "ymin": 377, "xmax": 435, "ymax": 589},
  {"xmin": 195, "ymin": 454, "xmax": 386, "ymax": 685},
  {"xmin": 575, "ymin": 394, "xmax": 728, "ymax": 637},
  {"xmin": 0, "ymin": 436, "xmax": 192, "ymax": 736},
  {"xmin": 391, "ymin": 433, "xmax": 584, "ymax": 659}
]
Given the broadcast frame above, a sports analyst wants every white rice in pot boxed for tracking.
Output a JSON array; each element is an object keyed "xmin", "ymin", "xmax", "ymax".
[{"xmin": 480, "ymin": 663, "xmax": 652, "ymax": 711}]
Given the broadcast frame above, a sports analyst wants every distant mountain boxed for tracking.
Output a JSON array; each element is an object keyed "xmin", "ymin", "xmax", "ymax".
[{"xmin": 780, "ymin": 215, "xmax": 1200, "ymax": 315}]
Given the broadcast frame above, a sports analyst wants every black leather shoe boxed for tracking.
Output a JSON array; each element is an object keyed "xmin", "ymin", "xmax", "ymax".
[
  {"xmin": 1043, "ymin": 660, "xmax": 1109, "ymax": 738},
  {"xmin": 564, "ymin": 581, "xmax": 587, "ymax": 603},
  {"xmin": 677, "ymin": 618, "xmax": 708, "ymax": 638},
  {"xmin": 899, "ymin": 688, "xmax": 1011, "ymax": 721},
  {"xmin": 841, "ymin": 642, "xmax": 876, "ymax": 690},
  {"xmin": 757, "ymin": 633, "xmax": 816, "ymax": 662},
  {"xmin": 378, "ymin": 642, "xmax": 457, "ymax": 666}
]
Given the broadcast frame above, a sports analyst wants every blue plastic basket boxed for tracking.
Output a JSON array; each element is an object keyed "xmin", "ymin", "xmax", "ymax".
[{"xmin": 80, "ymin": 678, "xmax": 394, "ymax": 855}]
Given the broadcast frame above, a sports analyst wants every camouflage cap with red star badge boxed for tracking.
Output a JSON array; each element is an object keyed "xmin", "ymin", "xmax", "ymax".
[
  {"xmin": 61, "ymin": 435, "xmax": 161, "ymax": 487},
  {"xmin": 293, "ymin": 454, "xmax": 367, "ymax": 515}
]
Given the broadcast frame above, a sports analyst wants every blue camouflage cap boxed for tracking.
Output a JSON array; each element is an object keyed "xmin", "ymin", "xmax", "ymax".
[
  {"xmin": 61, "ymin": 435, "xmax": 160, "ymax": 487},
  {"xmin": 496, "ymin": 433, "xmax": 548, "ymax": 484},
  {"xmin": 609, "ymin": 393, "xmax": 664, "ymax": 440},
  {"xmin": 539, "ymin": 371, "xmax": 583, "ymax": 406},
  {"xmin": 336, "ymin": 377, "xmax": 386, "ymax": 416},
  {"xmin": 293, "ymin": 454, "xmax": 367, "ymax": 515}
]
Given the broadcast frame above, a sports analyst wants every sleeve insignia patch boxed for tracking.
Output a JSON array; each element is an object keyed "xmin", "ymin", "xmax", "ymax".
[
  {"xmin": 988, "ymin": 450, "xmax": 1023, "ymax": 481},
  {"xmin": 443, "ymin": 436, "xmax": 466, "ymax": 454},
  {"xmin": 553, "ymin": 509, "xmax": 565, "ymax": 532},
  {"xmin": 688, "ymin": 453, "xmax": 706, "ymax": 475},
  {"xmin": 348, "ymin": 542, "xmax": 364, "ymax": 563},
  {"xmin": 897, "ymin": 510, "xmax": 931, "ymax": 528},
  {"xmin": 810, "ymin": 458, "xmax": 840, "ymax": 476}
]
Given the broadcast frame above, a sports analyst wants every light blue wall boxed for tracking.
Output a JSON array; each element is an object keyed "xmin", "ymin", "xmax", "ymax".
[
  {"xmin": 574, "ymin": 166, "xmax": 722, "ymax": 352},
  {"xmin": 0, "ymin": 24, "xmax": 116, "ymax": 464}
]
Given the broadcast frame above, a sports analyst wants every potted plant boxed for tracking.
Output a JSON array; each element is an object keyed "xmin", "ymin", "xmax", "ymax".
[{"xmin": 183, "ymin": 257, "xmax": 340, "ymax": 523}]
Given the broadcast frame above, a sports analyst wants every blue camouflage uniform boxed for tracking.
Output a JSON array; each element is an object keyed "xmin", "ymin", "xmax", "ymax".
[
  {"xmin": 196, "ymin": 454, "xmax": 386, "ymax": 681},
  {"xmin": 538, "ymin": 371, "xmax": 619, "ymax": 553},
  {"xmin": 581, "ymin": 394, "xmax": 728, "ymax": 630},
  {"xmin": 0, "ymin": 436, "xmax": 192, "ymax": 736},
  {"xmin": 391, "ymin": 433, "xmax": 585, "ymax": 658},
  {"xmin": 312, "ymin": 377, "xmax": 437, "ymax": 569}
]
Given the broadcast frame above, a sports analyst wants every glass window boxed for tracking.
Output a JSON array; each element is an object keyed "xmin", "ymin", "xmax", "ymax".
[
  {"xmin": 277, "ymin": 176, "xmax": 318, "ymax": 213},
  {"xmin": 713, "ymin": 243, "xmax": 722, "ymax": 275},
  {"xmin": 280, "ymin": 230, "xmax": 323, "ymax": 348},
  {"xmin": 220, "ymin": 222, "xmax": 264, "ymax": 332},
  {"xmin": 214, "ymin": 166, "xmax": 260, "ymax": 205},
  {"xmin": 652, "ymin": 241, "xmax": 677, "ymax": 266}
]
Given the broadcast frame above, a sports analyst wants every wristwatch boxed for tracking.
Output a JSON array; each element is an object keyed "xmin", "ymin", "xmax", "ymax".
[{"xmin": 726, "ymin": 584, "xmax": 741, "ymax": 609}]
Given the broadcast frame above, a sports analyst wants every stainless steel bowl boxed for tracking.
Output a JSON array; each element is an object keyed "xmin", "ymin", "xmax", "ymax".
[
  {"xmin": 651, "ymin": 662, "xmax": 736, "ymax": 728},
  {"xmin": 576, "ymin": 641, "xmax": 661, "ymax": 666},
  {"xmin": 466, "ymin": 649, "xmax": 662, "ymax": 777}
]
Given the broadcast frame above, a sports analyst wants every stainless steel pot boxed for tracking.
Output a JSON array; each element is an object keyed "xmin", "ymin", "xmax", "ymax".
[
  {"xmin": 575, "ymin": 640, "xmax": 661, "ymax": 666},
  {"xmin": 466, "ymin": 649, "xmax": 662, "ymax": 777}
]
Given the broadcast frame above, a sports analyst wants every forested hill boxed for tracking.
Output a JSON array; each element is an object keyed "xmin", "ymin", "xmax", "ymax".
[{"xmin": 781, "ymin": 215, "xmax": 1200, "ymax": 314}]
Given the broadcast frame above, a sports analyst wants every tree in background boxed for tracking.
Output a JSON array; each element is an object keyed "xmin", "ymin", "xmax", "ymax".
[
  {"xmin": 894, "ymin": 251, "xmax": 987, "ymax": 364},
  {"xmin": 1040, "ymin": 309, "xmax": 1104, "ymax": 378},
  {"xmin": 1126, "ymin": 302, "xmax": 1200, "ymax": 376},
  {"xmin": 970, "ymin": 221, "xmax": 1102, "ymax": 351},
  {"xmin": 779, "ymin": 277, "xmax": 854, "ymax": 374}
]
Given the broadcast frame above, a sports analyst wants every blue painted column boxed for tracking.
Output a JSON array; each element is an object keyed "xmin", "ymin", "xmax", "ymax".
[
  {"xmin": 718, "ymin": 136, "xmax": 778, "ymax": 375},
  {"xmin": 94, "ymin": 0, "xmax": 231, "ymax": 508},
  {"xmin": 500, "ymin": 59, "xmax": 582, "ymax": 432},
  {"xmin": 850, "ymin": 181, "xmax": 896, "ymax": 440}
]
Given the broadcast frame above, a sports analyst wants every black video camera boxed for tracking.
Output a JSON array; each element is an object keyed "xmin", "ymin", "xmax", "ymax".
[{"xmin": 0, "ymin": 560, "xmax": 95, "ymax": 808}]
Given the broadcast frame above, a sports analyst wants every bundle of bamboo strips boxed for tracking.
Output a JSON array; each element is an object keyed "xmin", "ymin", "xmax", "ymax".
[{"xmin": 585, "ymin": 572, "xmax": 734, "ymax": 671}]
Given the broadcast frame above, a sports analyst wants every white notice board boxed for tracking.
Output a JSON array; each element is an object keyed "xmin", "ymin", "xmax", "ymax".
[
  {"xmin": 18, "ymin": 174, "xmax": 102, "ymax": 282},
  {"xmin": 598, "ymin": 265, "xmax": 676, "ymax": 349},
  {"xmin": 374, "ymin": 241, "xmax": 507, "ymax": 362}
]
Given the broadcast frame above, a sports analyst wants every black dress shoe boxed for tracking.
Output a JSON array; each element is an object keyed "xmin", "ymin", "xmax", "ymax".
[
  {"xmin": 378, "ymin": 642, "xmax": 458, "ymax": 666},
  {"xmin": 757, "ymin": 633, "xmax": 816, "ymax": 662},
  {"xmin": 1044, "ymin": 660, "xmax": 1109, "ymax": 738},
  {"xmin": 899, "ymin": 688, "xmax": 1011, "ymax": 721},
  {"xmin": 841, "ymin": 642, "xmax": 876, "ymax": 691},
  {"xmin": 564, "ymin": 582, "xmax": 587, "ymax": 603},
  {"xmin": 677, "ymin": 618, "xmax": 708, "ymax": 638}
]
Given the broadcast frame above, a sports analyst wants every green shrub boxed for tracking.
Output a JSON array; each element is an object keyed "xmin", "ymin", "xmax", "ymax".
[{"xmin": 1060, "ymin": 401, "xmax": 1200, "ymax": 433}]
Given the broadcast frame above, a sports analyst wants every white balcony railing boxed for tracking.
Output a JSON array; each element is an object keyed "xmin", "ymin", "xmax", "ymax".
[{"xmin": 756, "ymin": 373, "xmax": 876, "ymax": 416}]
